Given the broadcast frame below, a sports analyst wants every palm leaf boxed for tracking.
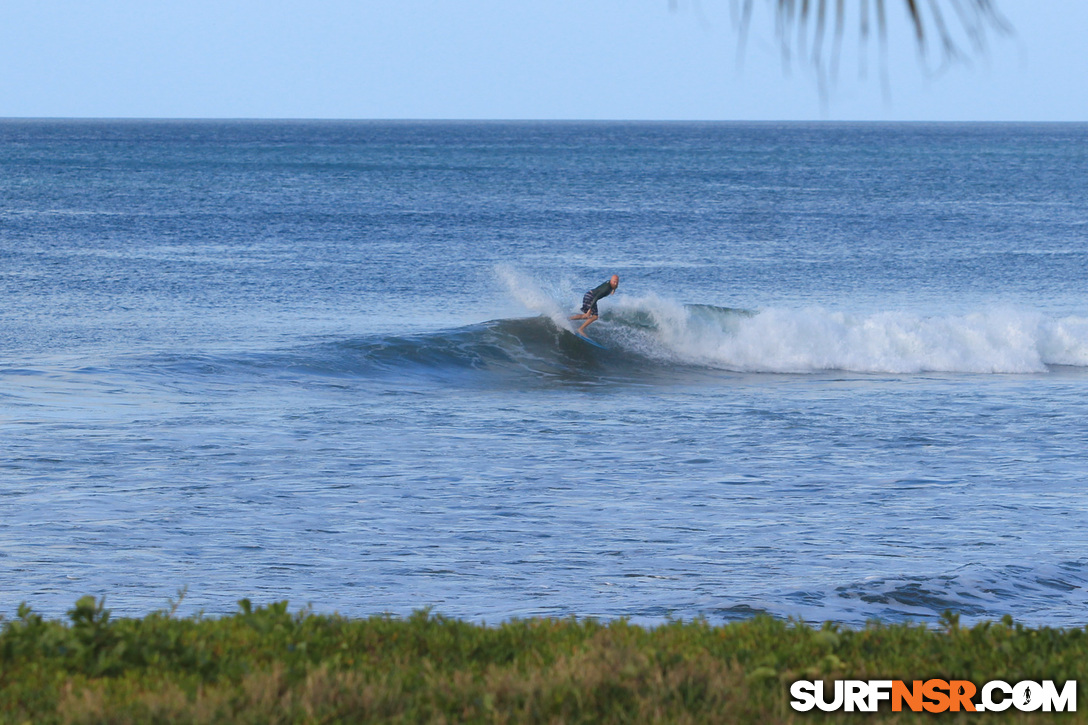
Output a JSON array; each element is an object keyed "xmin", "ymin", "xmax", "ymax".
[{"xmin": 727, "ymin": 0, "xmax": 1010, "ymax": 94}]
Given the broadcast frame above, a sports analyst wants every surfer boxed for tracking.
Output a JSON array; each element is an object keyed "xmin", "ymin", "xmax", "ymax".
[{"xmin": 570, "ymin": 274, "xmax": 619, "ymax": 335}]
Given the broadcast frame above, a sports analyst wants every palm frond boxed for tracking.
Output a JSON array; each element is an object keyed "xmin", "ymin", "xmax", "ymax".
[{"xmin": 733, "ymin": 0, "xmax": 1010, "ymax": 96}]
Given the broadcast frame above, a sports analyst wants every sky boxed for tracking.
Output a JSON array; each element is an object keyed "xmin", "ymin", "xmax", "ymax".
[{"xmin": 0, "ymin": 1, "xmax": 1084, "ymax": 121}]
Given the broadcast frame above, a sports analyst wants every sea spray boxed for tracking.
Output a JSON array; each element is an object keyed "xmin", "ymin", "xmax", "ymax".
[{"xmin": 495, "ymin": 264, "xmax": 575, "ymax": 329}]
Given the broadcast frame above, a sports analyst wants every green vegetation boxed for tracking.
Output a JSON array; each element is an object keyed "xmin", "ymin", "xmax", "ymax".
[{"xmin": 2, "ymin": 597, "xmax": 1086, "ymax": 723}]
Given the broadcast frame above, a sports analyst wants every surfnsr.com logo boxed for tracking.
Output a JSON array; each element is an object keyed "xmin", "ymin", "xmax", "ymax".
[{"xmin": 790, "ymin": 679, "xmax": 1076, "ymax": 713}]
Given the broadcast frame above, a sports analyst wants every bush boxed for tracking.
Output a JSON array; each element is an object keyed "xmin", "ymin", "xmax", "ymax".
[{"xmin": 1, "ymin": 598, "xmax": 1085, "ymax": 723}]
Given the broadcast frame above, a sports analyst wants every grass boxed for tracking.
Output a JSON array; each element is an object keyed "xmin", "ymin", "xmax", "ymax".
[{"xmin": 2, "ymin": 596, "xmax": 1086, "ymax": 723}]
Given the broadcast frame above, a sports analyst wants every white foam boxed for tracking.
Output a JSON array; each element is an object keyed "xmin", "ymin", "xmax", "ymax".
[
  {"xmin": 495, "ymin": 268, "xmax": 1088, "ymax": 374},
  {"xmin": 632, "ymin": 303, "xmax": 1088, "ymax": 374}
]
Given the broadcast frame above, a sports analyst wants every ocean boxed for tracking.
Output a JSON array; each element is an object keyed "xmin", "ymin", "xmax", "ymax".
[{"xmin": 2, "ymin": 119, "xmax": 1087, "ymax": 627}]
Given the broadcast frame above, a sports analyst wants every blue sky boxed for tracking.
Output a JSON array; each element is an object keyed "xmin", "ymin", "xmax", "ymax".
[{"xmin": 0, "ymin": 1, "xmax": 1083, "ymax": 121}]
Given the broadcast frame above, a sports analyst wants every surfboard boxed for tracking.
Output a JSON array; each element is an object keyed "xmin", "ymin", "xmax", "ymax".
[{"xmin": 572, "ymin": 331, "xmax": 607, "ymax": 350}]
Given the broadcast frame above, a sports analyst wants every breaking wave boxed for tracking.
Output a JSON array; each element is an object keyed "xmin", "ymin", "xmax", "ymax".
[
  {"xmin": 139, "ymin": 304, "xmax": 1088, "ymax": 389},
  {"xmin": 122, "ymin": 267, "xmax": 1088, "ymax": 385},
  {"xmin": 489, "ymin": 265, "xmax": 1088, "ymax": 376}
]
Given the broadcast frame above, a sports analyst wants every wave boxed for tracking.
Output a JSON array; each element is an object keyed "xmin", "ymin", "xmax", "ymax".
[
  {"xmin": 296, "ymin": 317, "xmax": 622, "ymax": 384},
  {"xmin": 700, "ymin": 560, "xmax": 1088, "ymax": 627},
  {"xmin": 492, "ymin": 265, "xmax": 1088, "ymax": 375},
  {"xmin": 136, "ymin": 300, "xmax": 1088, "ymax": 389},
  {"xmin": 110, "ymin": 267, "xmax": 1088, "ymax": 384},
  {"xmin": 128, "ymin": 316, "xmax": 629, "ymax": 388},
  {"xmin": 818, "ymin": 560, "xmax": 1088, "ymax": 626}
]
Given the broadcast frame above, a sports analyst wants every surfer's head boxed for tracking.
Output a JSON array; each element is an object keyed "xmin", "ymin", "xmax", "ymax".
[{"xmin": 610, "ymin": 274, "xmax": 619, "ymax": 289}]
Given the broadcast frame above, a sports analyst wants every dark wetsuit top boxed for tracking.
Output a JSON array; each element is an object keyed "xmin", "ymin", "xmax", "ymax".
[{"xmin": 580, "ymin": 280, "xmax": 614, "ymax": 315}]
